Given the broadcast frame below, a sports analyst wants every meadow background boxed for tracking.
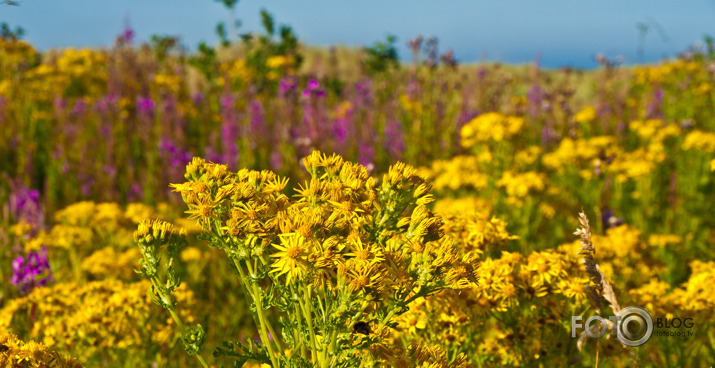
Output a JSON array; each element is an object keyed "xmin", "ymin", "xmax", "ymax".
[{"xmin": 1, "ymin": 2, "xmax": 715, "ymax": 367}]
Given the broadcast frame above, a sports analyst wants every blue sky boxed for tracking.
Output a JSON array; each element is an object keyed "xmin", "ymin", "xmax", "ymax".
[{"xmin": 2, "ymin": 0, "xmax": 714, "ymax": 69}]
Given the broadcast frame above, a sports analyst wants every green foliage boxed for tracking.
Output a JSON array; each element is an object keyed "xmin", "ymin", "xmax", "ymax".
[
  {"xmin": 363, "ymin": 35, "xmax": 400, "ymax": 76},
  {"xmin": 189, "ymin": 41, "xmax": 219, "ymax": 83},
  {"xmin": 1, "ymin": 23, "xmax": 24, "ymax": 41}
]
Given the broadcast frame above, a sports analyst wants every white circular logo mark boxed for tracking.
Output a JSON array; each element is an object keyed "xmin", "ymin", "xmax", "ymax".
[{"xmin": 616, "ymin": 306, "xmax": 653, "ymax": 347}]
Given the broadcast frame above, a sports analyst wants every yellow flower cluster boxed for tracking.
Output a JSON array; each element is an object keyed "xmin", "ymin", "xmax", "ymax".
[
  {"xmin": 266, "ymin": 55, "xmax": 296, "ymax": 69},
  {"xmin": 0, "ymin": 332, "xmax": 82, "ymax": 368},
  {"xmin": 542, "ymin": 136, "xmax": 617, "ymax": 173},
  {"xmin": 80, "ymin": 247, "xmax": 142, "ymax": 280},
  {"xmin": 399, "ymin": 94, "xmax": 423, "ymax": 114},
  {"xmin": 560, "ymin": 224, "xmax": 660, "ymax": 281},
  {"xmin": 631, "ymin": 260, "xmax": 715, "ymax": 318},
  {"xmin": 369, "ymin": 339, "xmax": 474, "ymax": 368},
  {"xmin": 573, "ymin": 105, "xmax": 597, "ymax": 123},
  {"xmin": 683, "ymin": 130, "xmax": 715, "ymax": 153},
  {"xmin": 629, "ymin": 119, "xmax": 681, "ymax": 142},
  {"xmin": 218, "ymin": 59, "xmax": 252, "ymax": 87},
  {"xmin": 432, "ymin": 197, "xmax": 492, "ymax": 217},
  {"xmin": 21, "ymin": 48, "xmax": 107, "ymax": 99},
  {"xmin": 25, "ymin": 202, "xmax": 172, "ymax": 252},
  {"xmin": 164, "ymin": 152, "xmax": 484, "ymax": 366},
  {"xmin": 496, "ymin": 171, "xmax": 547, "ymax": 205},
  {"xmin": 647, "ymin": 233, "xmax": 682, "ymax": 248},
  {"xmin": 633, "ymin": 59, "xmax": 702, "ymax": 84},
  {"xmin": 667, "ymin": 260, "xmax": 715, "ymax": 313},
  {"xmin": 392, "ymin": 241, "xmax": 586, "ymax": 365},
  {"xmin": 0, "ymin": 279, "xmax": 196, "ymax": 361},
  {"xmin": 152, "ymin": 73, "xmax": 183, "ymax": 93},
  {"xmin": 26, "ymin": 224, "xmax": 93, "ymax": 252},
  {"xmin": 0, "ymin": 39, "xmax": 38, "ymax": 93},
  {"xmin": 418, "ymin": 156, "xmax": 488, "ymax": 192},
  {"xmin": 439, "ymin": 211, "xmax": 518, "ymax": 256},
  {"xmin": 460, "ymin": 112, "xmax": 524, "ymax": 145},
  {"xmin": 55, "ymin": 48, "xmax": 107, "ymax": 77}
]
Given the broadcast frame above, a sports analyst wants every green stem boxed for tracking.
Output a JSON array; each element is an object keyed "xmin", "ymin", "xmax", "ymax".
[
  {"xmin": 301, "ymin": 284, "xmax": 319, "ymax": 365},
  {"xmin": 253, "ymin": 282, "xmax": 280, "ymax": 368},
  {"xmin": 150, "ymin": 276, "xmax": 210, "ymax": 368},
  {"xmin": 233, "ymin": 258, "xmax": 280, "ymax": 368},
  {"xmin": 244, "ymin": 259, "xmax": 284, "ymax": 352},
  {"xmin": 293, "ymin": 291, "xmax": 307, "ymax": 360}
]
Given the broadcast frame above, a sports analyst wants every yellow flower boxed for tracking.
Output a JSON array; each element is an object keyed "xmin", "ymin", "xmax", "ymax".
[
  {"xmin": 271, "ymin": 233, "xmax": 309, "ymax": 283},
  {"xmin": 648, "ymin": 234, "xmax": 682, "ymax": 248},
  {"xmin": 0, "ymin": 332, "xmax": 82, "ymax": 368},
  {"xmin": 347, "ymin": 264, "xmax": 383, "ymax": 293},
  {"xmin": 81, "ymin": 247, "xmax": 141, "ymax": 280},
  {"xmin": 184, "ymin": 196, "xmax": 218, "ymax": 228},
  {"xmin": 266, "ymin": 55, "xmax": 293, "ymax": 69},
  {"xmin": 180, "ymin": 247, "xmax": 204, "ymax": 262},
  {"xmin": 345, "ymin": 237, "xmax": 384, "ymax": 266},
  {"xmin": 574, "ymin": 105, "xmax": 597, "ymax": 123},
  {"xmin": 460, "ymin": 112, "xmax": 524, "ymax": 146},
  {"xmin": 683, "ymin": 130, "xmax": 715, "ymax": 153}
]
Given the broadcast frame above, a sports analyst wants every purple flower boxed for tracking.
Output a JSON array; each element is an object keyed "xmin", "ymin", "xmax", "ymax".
[
  {"xmin": 192, "ymin": 92, "xmax": 205, "ymax": 105},
  {"xmin": 137, "ymin": 97, "xmax": 156, "ymax": 115},
  {"xmin": 71, "ymin": 98, "xmax": 88, "ymax": 115},
  {"xmin": 159, "ymin": 138, "xmax": 193, "ymax": 178},
  {"xmin": 220, "ymin": 95, "xmax": 235, "ymax": 110},
  {"xmin": 384, "ymin": 120, "xmax": 405, "ymax": 161},
  {"xmin": 302, "ymin": 79, "xmax": 326, "ymax": 99},
  {"xmin": 95, "ymin": 94, "xmax": 118, "ymax": 113},
  {"xmin": 250, "ymin": 100, "xmax": 268, "ymax": 144},
  {"xmin": 11, "ymin": 247, "xmax": 53, "ymax": 295},
  {"xmin": 601, "ymin": 209, "xmax": 624, "ymax": 230},
  {"xmin": 219, "ymin": 94, "xmax": 240, "ymax": 168},
  {"xmin": 278, "ymin": 76, "xmax": 297, "ymax": 96},
  {"xmin": 0, "ymin": 97, "xmax": 7, "ymax": 125},
  {"xmin": 270, "ymin": 151, "xmax": 283, "ymax": 171},
  {"xmin": 79, "ymin": 174, "xmax": 95, "ymax": 197},
  {"xmin": 527, "ymin": 84, "xmax": 545, "ymax": 116},
  {"xmin": 122, "ymin": 25, "xmax": 135, "ymax": 44},
  {"xmin": 8, "ymin": 181, "xmax": 44, "ymax": 235},
  {"xmin": 646, "ymin": 89, "xmax": 664, "ymax": 119},
  {"xmin": 358, "ymin": 143, "xmax": 375, "ymax": 173},
  {"xmin": 128, "ymin": 182, "xmax": 144, "ymax": 202},
  {"xmin": 54, "ymin": 97, "xmax": 67, "ymax": 112},
  {"xmin": 333, "ymin": 118, "xmax": 349, "ymax": 143},
  {"xmin": 355, "ymin": 79, "xmax": 373, "ymax": 108},
  {"xmin": 408, "ymin": 35, "xmax": 423, "ymax": 56},
  {"xmin": 103, "ymin": 164, "xmax": 117, "ymax": 178},
  {"xmin": 540, "ymin": 125, "xmax": 557, "ymax": 149},
  {"xmin": 476, "ymin": 67, "xmax": 488, "ymax": 79},
  {"xmin": 204, "ymin": 146, "xmax": 222, "ymax": 164}
]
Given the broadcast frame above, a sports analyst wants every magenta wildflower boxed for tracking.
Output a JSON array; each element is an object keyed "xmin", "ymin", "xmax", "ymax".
[
  {"xmin": 384, "ymin": 120, "xmax": 405, "ymax": 160},
  {"xmin": 137, "ymin": 97, "xmax": 156, "ymax": 115},
  {"xmin": 219, "ymin": 94, "xmax": 240, "ymax": 168},
  {"xmin": 71, "ymin": 98, "xmax": 88, "ymax": 115},
  {"xmin": 279, "ymin": 75, "xmax": 298, "ymax": 96},
  {"xmin": 11, "ymin": 247, "xmax": 53, "ymax": 295},
  {"xmin": 302, "ymin": 79, "xmax": 325, "ymax": 99},
  {"xmin": 8, "ymin": 182, "xmax": 44, "ymax": 235},
  {"xmin": 270, "ymin": 151, "xmax": 283, "ymax": 171},
  {"xmin": 122, "ymin": 25, "xmax": 135, "ymax": 44},
  {"xmin": 358, "ymin": 143, "xmax": 375, "ymax": 172},
  {"xmin": 250, "ymin": 99, "xmax": 268, "ymax": 145}
]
